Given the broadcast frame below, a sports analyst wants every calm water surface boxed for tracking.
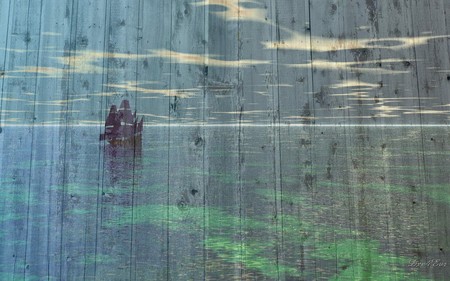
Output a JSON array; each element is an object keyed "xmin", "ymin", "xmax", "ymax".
[{"xmin": 0, "ymin": 126, "xmax": 449, "ymax": 280}]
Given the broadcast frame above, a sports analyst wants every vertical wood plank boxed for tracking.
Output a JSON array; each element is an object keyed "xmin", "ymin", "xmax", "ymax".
[
  {"xmin": 236, "ymin": 0, "xmax": 283, "ymax": 278},
  {"xmin": 0, "ymin": 0, "xmax": 11, "ymax": 128},
  {"xmin": 273, "ymin": 0, "xmax": 316, "ymax": 278},
  {"xmin": 23, "ymin": 0, "xmax": 73, "ymax": 279},
  {"xmin": 92, "ymin": 0, "xmax": 140, "ymax": 280},
  {"xmin": 307, "ymin": 1, "xmax": 350, "ymax": 278},
  {"xmin": 63, "ymin": 0, "xmax": 112, "ymax": 279},
  {"xmin": 0, "ymin": 0, "xmax": 45, "ymax": 279},
  {"xmin": 202, "ymin": 1, "xmax": 242, "ymax": 279},
  {"xmin": 1, "ymin": 0, "xmax": 450, "ymax": 280},
  {"xmin": 408, "ymin": 1, "xmax": 450, "ymax": 278},
  {"xmin": 166, "ymin": 0, "xmax": 207, "ymax": 279},
  {"xmin": 130, "ymin": 0, "xmax": 171, "ymax": 279}
]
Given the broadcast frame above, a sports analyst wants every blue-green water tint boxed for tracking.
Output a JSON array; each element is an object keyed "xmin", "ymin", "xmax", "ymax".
[{"xmin": 0, "ymin": 126, "xmax": 449, "ymax": 280}]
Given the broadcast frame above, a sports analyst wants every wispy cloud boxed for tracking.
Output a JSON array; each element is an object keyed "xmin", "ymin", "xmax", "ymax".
[
  {"xmin": 193, "ymin": 0, "xmax": 266, "ymax": 22},
  {"xmin": 31, "ymin": 98, "xmax": 90, "ymax": 107},
  {"xmin": 286, "ymin": 58, "xmax": 410, "ymax": 75},
  {"xmin": 328, "ymin": 80, "xmax": 381, "ymax": 90},
  {"xmin": 42, "ymin": 32, "xmax": 62, "ymax": 37},
  {"xmin": 264, "ymin": 26, "xmax": 450, "ymax": 52},
  {"xmin": 106, "ymin": 80, "xmax": 199, "ymax": 98},
  {"xmin": 150, "ymin": 49, "xmax": 270, "ymax": 68}
]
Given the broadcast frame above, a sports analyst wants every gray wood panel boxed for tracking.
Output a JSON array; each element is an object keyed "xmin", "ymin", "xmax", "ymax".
[
  {"xmin": 0, "ymin": 0, "xmax": 44, "ymax": 280},
  {"xmin": 166, "ymin": 1, "xmax": 207, "ymax": 279},
  {"xmin": 203, "ymin": 2, "xmax": 243, "ymax": 279},
  {"xmin": 274, "ymin": 1, "xmax": 316, "ymax": 278},
  {"xmin": 24, "ymin": 1, "xmax": 72, "ymax": 279},
  {"xmin": 59, "ymin": 0, "xmax": 115, "ymax": 279},
  {"xmin": 94, "ymin": 1, "xmax": 140, "ymax": 280},
  {"xmin": 1, "ymin": 0, "xmax": 450, "ymax": 280},
  {"xmin": 131, "ymin": 0, "xmax": 172, "ymax": 280}
]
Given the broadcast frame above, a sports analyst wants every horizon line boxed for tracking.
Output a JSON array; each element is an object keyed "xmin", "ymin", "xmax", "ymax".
[{"xmin": 1, "ymin": 123, "xmax": 450, "ymax": 128}]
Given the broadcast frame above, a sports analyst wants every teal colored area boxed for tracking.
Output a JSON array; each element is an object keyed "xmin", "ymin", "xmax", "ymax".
[
  {"xmin": 0, "ymin": 128, "xmax": 448, "ymax": 280},
  {"xmin": 0, "ymin": 273, "xmax": 48, "ymax": 281},
  {"xmin": 103, "ymin": 190, "xmax": 431, "ymax": 280},
  {"xmin": 314, "ymin": 239, "xmax": 432, "ymax": 281},
  {"xmin": 79, "ymin": 253, "xmax": 117, "ymax": 266},
  {"xmin": 205, "ymin": 235, "xmax": 301, "ymax": 278}
]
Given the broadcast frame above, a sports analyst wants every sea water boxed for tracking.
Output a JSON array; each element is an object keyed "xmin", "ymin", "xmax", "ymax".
[{"xmin": 0, "ymin": 125, "xmax": 449, "ymax": 280}]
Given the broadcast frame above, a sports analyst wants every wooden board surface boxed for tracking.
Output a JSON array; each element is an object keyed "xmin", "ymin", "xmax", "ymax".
[{"xmin": 1, "ymin": 0, "xmax": 450, "ymax": 280}]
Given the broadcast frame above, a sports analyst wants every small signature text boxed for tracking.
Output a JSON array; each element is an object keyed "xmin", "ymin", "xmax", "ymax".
[{"xmin": 408, "ymin": 259, "xmax": 447, "ymax": 268}]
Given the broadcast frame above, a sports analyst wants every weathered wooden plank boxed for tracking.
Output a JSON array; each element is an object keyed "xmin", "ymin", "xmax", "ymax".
[
  {"xmin": 235, "ymin": 0, "xmax": 285, "ymax": 278},
  {"xmin": 0, "ymin": 0, "xmax": 12, "ymax": 225},
  {"xmin": 410, "ymin": 0, "xmax": 450, "ymax": 124},
  {"xmin": 273, "ymin": 0, "xmax": 316, "ymax": 278},
  {"xmin": 201, "ymin": 1, "xmax": 243, "ymax": 279},
  {"xmin": 339, "ymin": 4, "xmax": 398, "ymax": 280},
  {"xmin": 22, "ymin": 0, "xmax": 74, "ymax": 279},
  {"xmin": 368, "ymin": 6, "xmax": 432, "ymax": 274},
  {"xmin": 0, "ymin": 0, "xmax": 45, "ymax": 279},
  {"xmin": 0, "ymin": 0, "xmax": 11, "ymax": 119},
  {"xmin": 368, "ymin": 2, "xmax": 436, "ymax": 279},
  {"xmin": 408, "ymin": 1, "xmax": 450, "ymax": 279},
  {"xmin": 130, "ymin": 0, "xmax": 172, "ymax": 279},
  {"xmin": 166, "ymin": 0, "xmax": 207, "ymax": 279},
  {"xmin": 91, "ymin": 1, "xmax": 141, "ymax": 280},
  {"xmin": 1, "ymin": 0, "xmax": 450, "ymax": 280},
  {"xmin": 306, "ymin": 1, "xmax": 352, "ymax": 278},
  {"xmin": 306, "ymin": 0, "xmax": 348, "ymax": 126},
  {"xmin": 37, "ymin": 0, "xmax": 124, "ymax": 280}
]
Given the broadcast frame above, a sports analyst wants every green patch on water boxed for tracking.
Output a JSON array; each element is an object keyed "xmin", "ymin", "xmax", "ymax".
[
  {"xmin": 182, "ymin": 167, "xmax": 203, "ymax": 176},
  {"xmin": 0, "ymin": 272, "xmax": 47, "ymax": 281},
  {"xmin": 105, "ymin": 204, "xmax": 205, "ymax": 231},
  {"xmin": 255, "ymin": 189, "xmax": 361, "ymax": 237},
  {"xmin": 0, "ymin": 212, "xmax": 25, "ymax": 223},
  {"xmin": 2, "ymin": 239, "xmax": 27, "ymax": 247},
  {"xmin": 65, "ymin": 208, "xmax": 96, "ymax": 216},
  {"xmin": 0, "ymin": 177, "xmax": 16, "ymax": 184},
  {"xmin": 105, "ymin": 203, "xmax": 305, "ymax": 278},
  {"xmin": 80, "ymin": 253, "xmax": 117, "ymax": 266},
  {"xmin": 281, "ymin": 214, "xmax": 360, "ymax": 241},
  {"xmin": 0, "ymin": 186, "xmax": 30, "ymax": 205},
  {"xmin": 313, "ymin": 239, "xmax": 432, "ymax": 281},
  {"xmin": 253, "ymin": 190, "xmax": 431, "ymax": 279},
  {"xmin": 106, "ymin": 204, "xmax": 268, "ymax": 234},
  {"xmin": 210, "ymin": 172, "xmax": 236, "ymax": 184},
  {"xmin": 51, "ymin": 183, "xmax": 139, "ymax": 198},
  {"xmin": 50, "ymin": 183, "xmax": 99, "ymax": 197},
  {"xmin": 104, "ymin": 193, "xmax": 431, "ymax": 280},
  {"xmin": 362, "ymin": 183, "xmax": 411, "ymax": 193},
  {"xmin": 254, "ymin": 188, "xmax": 308, "ymax": 206},
  {"xmin": 421, "ymin": 184, "xmax": 450, "ymax": 205},
  {"xmin": 206, "ymin": 236, "xmax": 301, "ymax": 278},
  {"xmin": 245, "ymin": 162, "xmax": 274, "ymax": 168},
  {"xmin": 0, "ymin": 209, "xmax": 49, "ymax": 225}
]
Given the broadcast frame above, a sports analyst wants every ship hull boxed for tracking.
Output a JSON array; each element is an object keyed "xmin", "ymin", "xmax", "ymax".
[{"xmin": 106, "ymin": 133, "xmax": 142, "ymax": 146}]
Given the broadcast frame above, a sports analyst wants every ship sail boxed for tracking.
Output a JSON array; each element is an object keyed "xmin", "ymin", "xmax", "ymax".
[{"xmin": 99, "ymin": 100, "xmax": 143, "ymax": 145}]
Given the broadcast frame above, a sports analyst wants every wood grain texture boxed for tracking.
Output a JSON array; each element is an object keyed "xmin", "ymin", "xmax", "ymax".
[{"xmin": 1, "ymin": 0, "xmax": 450, "ymax": 280}]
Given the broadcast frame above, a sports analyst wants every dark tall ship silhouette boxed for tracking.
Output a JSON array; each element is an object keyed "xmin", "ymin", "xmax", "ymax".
[{"xmin": 99, "ymin": 100, "xmax": 143, "ymax": 146}]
